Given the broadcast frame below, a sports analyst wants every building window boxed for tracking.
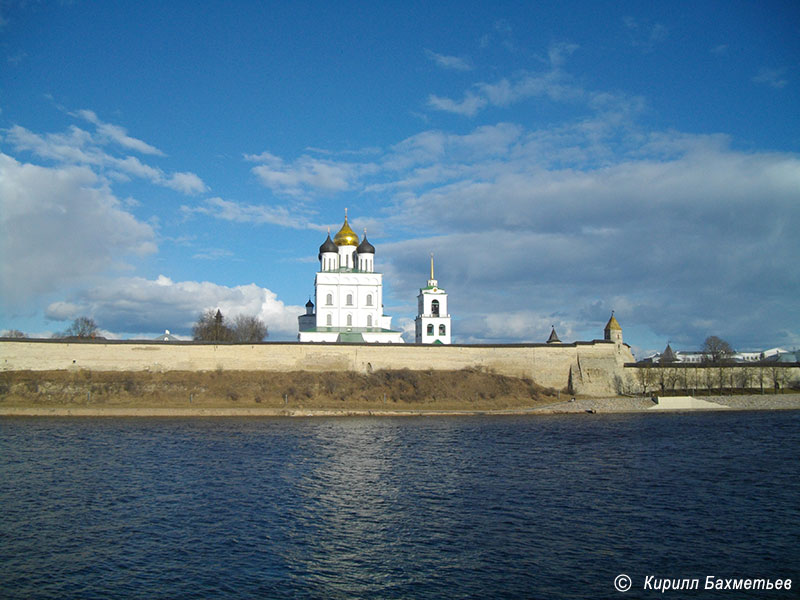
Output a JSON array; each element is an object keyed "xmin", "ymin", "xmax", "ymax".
[
  {"xmin": 326, "ymin": 294, "xmax": 332, "ymax": 306},
  {"xmin": 326, "ymin": 314, "xmax": 332, "ymax": 326},
  {"xmin": 347, "ymin": 314, "xmax": 352, "ymax": 327},
  {"xmin": 366, "ymin": 294, "xmax": 373, "ymax": 306},
  {"xmin": 439, "ymin": 324, "xmax": 446, "ymax": 336},
  {"xmin": 427, "ymin": 324, "xmax": 434, "ymax": 336},
  {"xmin": 431, "ymin": 300, "xmax": 439, "ymax": 316},
  {"xmin": 367, "ymin": 315, "xmax": 373, "ymax": 327},
  {"xmin": 346, "ymin": 293, "xmax": 353, "ymax": 306}
]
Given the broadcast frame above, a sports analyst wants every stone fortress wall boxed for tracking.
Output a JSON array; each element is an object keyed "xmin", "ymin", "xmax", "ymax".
[{"xmin": 0, "ymin": 338, "xmax": 635, "ymax": 397}]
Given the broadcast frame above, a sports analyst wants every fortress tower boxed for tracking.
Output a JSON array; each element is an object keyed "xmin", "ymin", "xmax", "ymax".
[
  {"xmin": 604, "ymin": 311, "xmax": 623, "ymax": 345},
  {"xmin": 298, "ymin": 210, "xmax": 403, "ymax": 343},
  {"xmin": 415, "ymin": 254, "xmax": 451, "ymax": 344}
]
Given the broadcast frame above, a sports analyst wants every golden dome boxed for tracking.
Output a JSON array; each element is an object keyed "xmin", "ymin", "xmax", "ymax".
[{"xmin": 333, "ymin": 214, "xmax": 359, "ymax": 246}]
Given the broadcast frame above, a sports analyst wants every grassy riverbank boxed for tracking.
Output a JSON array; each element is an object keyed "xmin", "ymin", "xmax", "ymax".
[
  {"xmin": 3, "ymin": 370, "xmax": 798, "ymax": 417},
  {"xmin": 0, "ymin": 368, "xmax": 559, "ymax": 413}
]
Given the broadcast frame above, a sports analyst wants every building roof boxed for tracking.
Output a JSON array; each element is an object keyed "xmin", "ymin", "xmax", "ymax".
[
  {"xmin": 333, "ymin": 213, "xmax": 359, "ymax": 246},
  {"xmin": 319, "ymin": 232, "xmax": 337, "ymax": 256},
  {"xmin": 662, "ymin": 343, "xmax": 677, "ymax": 362},
  {"xmin": 604, "ymin": 313, "xmax": 622, "ymax": 331},
  {"xmin": 154, "ymin": 330, "xmax": 179, "ymax": 342},
  {"xmin": 357, "ymin": 230, "xmax": 375, "ymax": 254},
  {"xmin": 764, "ymin": 350, "xmax": 799, "ymax": 363},
  {"xmin": 546, "ymin": 327, "xmax": 561, "ymax": 343}
]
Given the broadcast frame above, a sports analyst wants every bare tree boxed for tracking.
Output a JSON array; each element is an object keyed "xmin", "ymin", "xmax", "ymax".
[
  {"xmin": 716, "ymin": 365, "xmax": 727, "ymax": 393},
  {"xmin": 232, "ymin": 315, "xmax": 268, "ymax": 342},
  {"xmin": 678, "ymin": 367, "xmax": 689, "ymax": 392},
  {"xmin": 769, "ymin": 365, "xmax": 789, "ymax": 392},
  {"xmin": 756, "ymin": 366, "xmax": 766, "ymax": 394},
  {"xmin": 702, "ymin": 336, "xmax": 733, "ymax": 364},
  {"xmin": 2, "ymin": 329, "xmax": 27, "ymax": 338},
  {"xmin": 664, "ymin": 367, "xmax": 680, "ymax": 391},
  {"xmin": 60, "ymin": 317, "xmax": 99, "ymax": 338},
  {"xmin": 737, "ymin": 367, "xmax": 753, "ymax": 391},
  {"xmin": 193, "ymin": 309, "xmax": 235, "ymax": 342},
  {"xmin": 703, "ymin": 367, "xmax": 716, "ymax": 392},
  {"xmin": 635, "ymin": 365, "xmax": 655, "ymax": 395}
]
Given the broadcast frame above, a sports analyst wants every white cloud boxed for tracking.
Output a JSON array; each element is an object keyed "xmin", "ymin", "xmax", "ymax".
[
  {"xmin": 6, "ymin": 124, "xmax": 98, "ymax": 164},
  {"xmin": 183, "ymin": 197, "xmax": 321, "ymax": 230},
  {"xmin": 74, "ymin": 109, "xmax": 165, "ymax": 155},
  {"xmin": 0, "ymin": 153, "xmax": 157, "ymax": 311},
  {"xmin": 752, "ymin": 67, "xmax": 788, "ymax": 89},
  {"xmin": 424, "ymin": 49, "xmax": 472, "ymax": 71},
  {"xmin": 383, "ymin": 123, "xmax": 522, "ymax": 173},
  {"xmin": 427, "ymin": 92, "xmax": 488, "ymax": 117},
  {"xmin": 381, "ymin": 137, "xmax": 800, "ymax": 347},
  {"xmin": 192, "ymin": 248, "xmax": 235, "ymax": 260},
  {"xmin": 164, "ymin": 171, "xmax": 207, "ymax": 194},
  {"xmin": 425, "ymin": 45, "xmax": 593, "ymax": 118},
  {"xmin": 245, "ymin": 151, "xmax": 371, "ymax": 196},
  {"xmin": 45, "ymin": 275, "xmax": 304, "ymax": 339},
  {"xmin": 5, "ymin": 115, "xmax": 206, "ymax": 195}
]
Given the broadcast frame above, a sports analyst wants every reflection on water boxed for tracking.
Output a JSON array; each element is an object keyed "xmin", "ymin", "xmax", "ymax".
[{"xmin": 1, "ymin": 412, "xmax": 798, "ymax": 599}]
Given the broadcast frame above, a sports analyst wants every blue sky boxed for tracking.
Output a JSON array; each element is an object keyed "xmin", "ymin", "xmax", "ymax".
[{"xmin": 1, "ymin": 0, "xmax": 798, "ymax": 357}]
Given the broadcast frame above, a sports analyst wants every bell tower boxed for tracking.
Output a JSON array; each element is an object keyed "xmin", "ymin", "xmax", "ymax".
[{"xmin": 415, "ymin": 254, "xmax": 451, "ymax": 344}]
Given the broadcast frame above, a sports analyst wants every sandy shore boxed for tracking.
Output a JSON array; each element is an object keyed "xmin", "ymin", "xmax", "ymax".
[{"xmin": 1, "ymin": 394, "xmax": 798, "ymax": 417}]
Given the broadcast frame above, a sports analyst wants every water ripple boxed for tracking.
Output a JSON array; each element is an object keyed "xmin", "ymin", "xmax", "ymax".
[{"xmin": 1, "ymin": 412, "xmax": 798, "ymax": 599}]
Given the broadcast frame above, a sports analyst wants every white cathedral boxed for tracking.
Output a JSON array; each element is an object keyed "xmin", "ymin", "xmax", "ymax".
[{"xmin": 298, "ymin": 211, "xmax": 451, "ymax": 344}]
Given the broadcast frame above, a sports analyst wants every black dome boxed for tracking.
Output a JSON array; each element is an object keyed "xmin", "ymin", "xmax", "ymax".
[
  {"xmin": 318, "ymin": 233, "xmax": 337, "ymax": 259},
  {"xmin": 357, "ymin": 235, "xmax": 375, "ymax": 254}
]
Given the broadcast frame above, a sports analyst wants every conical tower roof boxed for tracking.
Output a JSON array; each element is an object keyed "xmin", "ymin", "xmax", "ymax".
[
  {"xmin": 546, "ymin": 326, "xmax": 561, "ymax": 344},
  {"xmin": 604, "ymin": 312, "xmax": 622, "ymax": 331},
  {"xmin": 661, "ymin": 343, "xmax": 677, "ymax": 362}
]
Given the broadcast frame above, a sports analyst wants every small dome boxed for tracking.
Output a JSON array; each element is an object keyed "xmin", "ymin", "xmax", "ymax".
[
  {"xmin": 333, "ymin": 215, "xmax": 359, "ymax": 247},
  {"xmin": 306, "ymin": 299, "xmax": 314, "ymax": 308},
  {"xmin": 357, "ymin": 231, "xmax": 375, "ymax": 254},
  {"xmin": 319, "ymin": 233, "xmax": 337, "ymax": 255}
]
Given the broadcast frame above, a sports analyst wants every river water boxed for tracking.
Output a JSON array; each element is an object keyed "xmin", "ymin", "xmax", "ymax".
[{"xmin": 1, "ymin": 411, "xmax": 798, "ymax": 599}]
